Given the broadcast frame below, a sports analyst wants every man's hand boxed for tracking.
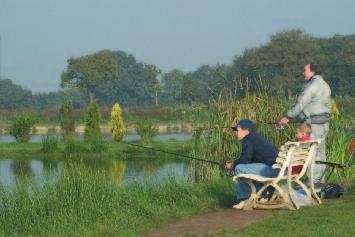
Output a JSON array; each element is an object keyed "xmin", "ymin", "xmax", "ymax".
[{"xmin": 225, "ymin": 162, "xmax": 234, "ymax": 171}]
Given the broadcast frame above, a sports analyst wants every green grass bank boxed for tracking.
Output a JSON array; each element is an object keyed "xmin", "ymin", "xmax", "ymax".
[
  {"xmin": 0, "ymin": 162, "xmax": 234, "ymax": 237},
  {"xmin": 202, "ymin": 185, "xmax": 355, "ymax": 237}
]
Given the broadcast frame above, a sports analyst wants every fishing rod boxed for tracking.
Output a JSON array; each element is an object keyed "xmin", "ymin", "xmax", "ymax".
[
  {"xmin": 121, "ymin": 141, "xmax": 222, "ymax": 166},
  {"xmin": 194, "ymin": 120, "xmax": 301, "ymax": 131}
]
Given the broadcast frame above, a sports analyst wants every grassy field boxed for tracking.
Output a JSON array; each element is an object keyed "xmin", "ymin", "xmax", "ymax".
[
  {"xmin": 0, "ymin": 162, "xmax": 234, "ymax": 237},
  {"xmin": 0, "ymin": 93, "xmax": 353, "ymax": 236},
  {"xmin": 202, "ymin": 185, "xmax": 355, "ymax": 237}
]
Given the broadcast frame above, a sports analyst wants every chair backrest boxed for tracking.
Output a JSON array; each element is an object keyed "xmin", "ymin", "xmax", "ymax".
[
  {"xmin": 346, "ymin": 138, "xmax": 355, "ymax": 167},
  {"xmin": 289, "ymin": 140, "xmax": 320, "ymax": 179},
  {"xmin": 273, "ymin": 140, "xmax": 320, "ymax": 181}
]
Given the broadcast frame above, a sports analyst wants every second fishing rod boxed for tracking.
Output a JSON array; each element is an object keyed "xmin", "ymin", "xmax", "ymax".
[{"xmin": 194, "ymin": 119, "xmax": 300, "ymax": 131}]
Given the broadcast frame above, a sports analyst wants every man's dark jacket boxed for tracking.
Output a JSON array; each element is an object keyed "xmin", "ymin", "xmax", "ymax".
[{"xmin": 233, "ymin": 131, "xmax": 278, "ymax": 167}]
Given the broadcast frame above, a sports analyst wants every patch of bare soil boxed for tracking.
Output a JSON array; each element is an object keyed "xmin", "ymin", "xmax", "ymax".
[{"xmin": 142, "ymin": 209, "xmax": 273, "ymax": 237}]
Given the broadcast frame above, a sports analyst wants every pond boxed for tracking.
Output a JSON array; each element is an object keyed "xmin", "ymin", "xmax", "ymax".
[
  {"xmin": 0, "ymin": 141, "xmax": 196, "ymax": 187},
  {"xmin": 0, "ymin": 133, "xmax": 192, "ymax": 143},
  {"xmin": 0, "ymin": 156, "xmax": 191, "ymax": 189},
  {"xmin": 0, "ymin": 133, "xmax": 196, "ymax": 189}
]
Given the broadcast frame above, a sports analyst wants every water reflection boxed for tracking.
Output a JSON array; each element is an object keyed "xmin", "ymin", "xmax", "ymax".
[
  {"xmin": 110, "ymin": 160, "xmax": 126, "ymax": 184},
  {"xmin": 10, "ymin": 160, "xmax": 34, "ymax": 178},
  {"xmin": 0, "ymin": 157, "xmax": 189, "ymax": 188}
]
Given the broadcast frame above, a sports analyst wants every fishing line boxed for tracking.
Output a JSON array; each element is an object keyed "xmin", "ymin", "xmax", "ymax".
[{"xmin": 121, "ymin": 141, "xmax": 222, "ymax": 166}]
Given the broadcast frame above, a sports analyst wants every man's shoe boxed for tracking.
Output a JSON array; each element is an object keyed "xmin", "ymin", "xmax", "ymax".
[
  {"xmin": 232, "ymin": 201, "xmax": 245, "ymax": 209},
  {"xmin": 259, "ymin": 197, "xmax": 269, "ymax": 204}
]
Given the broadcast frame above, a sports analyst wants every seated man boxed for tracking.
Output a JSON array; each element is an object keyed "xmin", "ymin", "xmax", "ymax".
[{"xmin": 225, "ymin": 119, "xmax": 279, "ymax": 209}]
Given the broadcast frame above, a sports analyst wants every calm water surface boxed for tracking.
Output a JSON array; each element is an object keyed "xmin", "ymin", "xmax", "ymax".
[
  {"xmin": 0, "ymin": 133, "xmax": 193, "ymax": 188},
  {"xmin": 0, "ymin": 158, "xmax": 190, "ymax": 188}
]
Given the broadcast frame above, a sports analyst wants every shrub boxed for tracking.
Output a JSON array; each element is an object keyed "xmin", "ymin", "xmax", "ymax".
[
  {"xmin": 135, "ymin": 120, "xmax": 158, "ymax": 142},
  {"xmin": 41, "ymin": 134, "xmax": 59, "ymax": 154},
  {"xmin": 84, "ymin": 98, "xmax": 101, "ymax": 143},
  {"xmin": 110, "ymin": 103, "xmax": 126, "ymax": 142},
  {"xmin": 59, "ymin": 93, "xmax": 75, "ymax": 142},
  {"xmin": 9, "ymin": 112, "xmax": 37, "ymax": 143}
]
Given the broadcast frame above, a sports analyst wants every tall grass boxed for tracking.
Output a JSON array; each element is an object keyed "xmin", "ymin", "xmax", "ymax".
[
  {"xmin": 326, "ymin": 115, "xmax": 354, "ymax": 181},
  {"xmin": 41, "ymin": 134, "xmax": 59, "ymax": 154},
  {"xmin": 0, "ymin": 161, "xmax": 234, "ymax": 237},
  {"xmin": 191, "ymin": 79, "xmax": 294, "ymax": 179},
  {"xmin": 61, "ymin": 139, "xmax": 108, "ymax": 158},
  {"xmin": 192, "ymin": 79, "xmax": 351, "ymax": 181}
]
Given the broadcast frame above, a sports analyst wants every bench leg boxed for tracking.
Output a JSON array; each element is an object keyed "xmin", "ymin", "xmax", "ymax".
[
  {"xmin": 273, "ymin": 184, "xmax": 297, "ymax": 210},
  {"xmin": 242, "ymin": 180, "xmax": 257, "ymax": 211},
  {"xmin": 325, "ymin": 166, "xmax": 336, "ymax": 182},
  {"xmin": 310, "ymin": 159, "xmax": 322, "ymax": 204},
  {"xmin": 294, "ymin": 179, "xmax": 319, "ymax": 205}
]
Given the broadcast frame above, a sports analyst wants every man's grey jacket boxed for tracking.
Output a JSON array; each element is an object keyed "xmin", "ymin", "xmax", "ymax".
[{"xmin": 286, "ymin": 75, "xmax": 331, "ymax": 124}]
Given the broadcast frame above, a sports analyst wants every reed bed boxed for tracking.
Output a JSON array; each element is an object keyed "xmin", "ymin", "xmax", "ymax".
[
  {"xmin": 192, "ymin": 79, "xmax": 352, "ymax": 181},
  {"xmin": 0, "ymin": 161, "xmax": 234, "ymax": 237}
]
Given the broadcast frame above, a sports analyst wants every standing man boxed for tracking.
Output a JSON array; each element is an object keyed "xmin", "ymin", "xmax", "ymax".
[{"xmin": 280, "ymin": 63, "xmax": 331, "ymax": 186}]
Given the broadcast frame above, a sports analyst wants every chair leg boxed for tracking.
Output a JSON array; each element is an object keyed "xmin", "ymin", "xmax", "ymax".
[
  {"xmin": 310, "ymin": 159, "xmax": 322, "ymax": 204},
  {"xmin": 325, "ymin": 166, "xmax": 335, "ymax": 182},
  {"xmin": 273, "ymin": 184, "xmax": 297, "ymax": 210},
  {"xmin": 295, "ymin": 179, "xmax": 319, "ymax": 205},
  {"xmin": 288, "ymin": 179, "xmax": 300, "ymax": 210},
  {"xmin": 242, "ymin": 180, "xmax": 257, "ymax": 211}
]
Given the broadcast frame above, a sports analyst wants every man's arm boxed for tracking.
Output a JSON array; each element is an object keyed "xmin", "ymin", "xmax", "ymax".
[
  {"xmin": 286, "ymin": 82, "xmax": 315, "ymax": 118},
  {"xmin": 233, "ymin": 140, "xmax": 253, "ymax": 167}
]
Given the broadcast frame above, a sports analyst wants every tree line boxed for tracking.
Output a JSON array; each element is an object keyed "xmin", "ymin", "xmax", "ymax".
[{"xmin": 1, "ymin": 29, "xmax": 354, "ymax": 111}]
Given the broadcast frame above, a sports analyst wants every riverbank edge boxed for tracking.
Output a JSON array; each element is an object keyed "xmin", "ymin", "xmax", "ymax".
[
  {"xmin": 0, "ymin": 122, "xmax": 198, "ymax": 135},
  {"xmin": 0, "ymin": 140, "xmax": 192, "ymax": 160}
]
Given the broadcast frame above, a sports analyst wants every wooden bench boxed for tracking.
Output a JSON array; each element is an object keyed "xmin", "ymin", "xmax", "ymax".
[{"xmin": 233, "ymin": 140, "xmax": 321, "ymax": 210}]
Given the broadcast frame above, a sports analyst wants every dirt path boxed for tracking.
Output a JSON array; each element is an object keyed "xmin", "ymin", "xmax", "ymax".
[{"xmin": 143, "ymin": 209, "xmax": 273, "ymax": 237}]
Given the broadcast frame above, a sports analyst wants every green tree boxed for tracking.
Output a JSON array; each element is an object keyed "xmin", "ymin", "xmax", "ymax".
[
  {"xmin": 84, "ymin": 98, "xmax": 101, "ymax": 143},
  {"xmin": 59, "ymin": 93, "xmax": 75, "ymax": 142},
  {"xmin": 189, "ymin": 65, "xmax": 215, "ymax": 102},
  {"xmin": 110, "ymin": 103, "xmax": 126, "ymax": 142},
  {"xmin": 9, "ymin": 112, "xmax": 37, "ymax": 143},
  {"xmin": 0, "ymin": 79, "xmax": 33, "ymax": 109},
  {"xmin": 161, "ymin": 69, "xmax": 185, "ymax": 104},
  {"xmin": 231, "ymin": 29, "xmax": 320, "ymax": 97},
  {"xmin": 180, "ymin": 74, "xmax": 201, "ymax": 104},
  {"xmin": 143, "ymin": 64, "xmax": 161, "ymax": 106},
  {"xmin": 61, "ymin": 51, "xmax": 120, "ymax": 100},
  {"xmin": 318, "ymin": 34, "xmax": 355, "ymax": 96},
  {"xmin": 108, "ymin": 50, "xmax": 161, "ymax": 105}
]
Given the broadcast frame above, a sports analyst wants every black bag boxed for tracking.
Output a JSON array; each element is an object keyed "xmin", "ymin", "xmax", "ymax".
[{"xmin": 321, "ymin": 183, "xmax": 345, "ymax": 199}]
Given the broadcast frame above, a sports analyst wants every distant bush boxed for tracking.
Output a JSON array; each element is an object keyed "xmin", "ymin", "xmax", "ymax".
[
  {"xmin": 59, "ymin": 93, "xmax": 75, "ymax": 142},
  {"xmin": 9, "ymin": 112, "xmax": 37, "ymax": 143},
  {"xmin": 110, "ymin": 103, "xmax": 126, "ymax": 142},
  {"xmin": 135, "ymin": 120, "xmax": 157, "ymax": 142},
  {"xmin": 84, "ymin": 98, "xmax": 102, "ymax": 143}
]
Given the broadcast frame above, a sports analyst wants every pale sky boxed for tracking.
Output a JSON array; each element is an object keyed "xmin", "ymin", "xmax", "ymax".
[{"xmin": 0, "ymin": 0, "xmax": 355, "ymax": 92}]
